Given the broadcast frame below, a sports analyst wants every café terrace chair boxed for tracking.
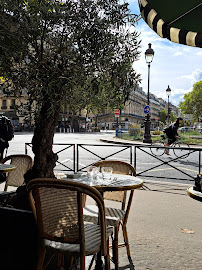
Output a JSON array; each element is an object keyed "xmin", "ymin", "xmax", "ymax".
[
  {"xmin": 84, "ymin": 160, "xmax": 136, "ymax": 269},
  {"xmin": 0, "ymin": 154, "xmax": 33, "ymax": 191},
  {"xmin": 27, "ymin": 178, "xmax": 113, "ymax": 270}
]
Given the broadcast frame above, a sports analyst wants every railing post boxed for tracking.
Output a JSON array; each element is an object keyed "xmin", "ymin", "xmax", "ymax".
[
  {"xmin": 25, "ymin": 143, "xmax": 27, "ymax": 155},
  {"xmin": 76, "ymin": 144, "xmax": 79, "ymax": 172},
  {"xmin": 130, "ymin": 146, "xmax": 132, "ymax": 165},
  {"xmin": 134, "ymin": 146, "xmax": 137, "ymax": 171},
  {"xmin": 73, "ymin": 144, "xmax": 76, "ymax": 173}
]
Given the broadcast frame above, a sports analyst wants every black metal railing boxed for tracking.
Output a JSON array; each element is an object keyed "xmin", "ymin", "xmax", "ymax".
[
  {"xmin": 134, "ymin": 145, "xmax": 201, "ymax": 182},
  {"xmin": 25, "ymin": 143, "xmax": 76, "ymax": 173},
  {"xmin": 25, "ymin": 143, "xmax": 133, "ymax": 173},
  {"xmin": 76, "ymin": 144, "xmax": 132, "ymax": 172},
  {"xmin": 25, "ymin": 142, "xmax": 201, "ymax": 182}
]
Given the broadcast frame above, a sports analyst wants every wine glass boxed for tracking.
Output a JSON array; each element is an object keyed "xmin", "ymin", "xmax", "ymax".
[{"xmin": 87, "ymin": 166, "xmax": 99, "ymax": 185}]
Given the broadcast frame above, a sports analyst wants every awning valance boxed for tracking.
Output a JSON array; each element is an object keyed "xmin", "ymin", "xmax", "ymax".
[{"xmin": 139, "ymin": 0, "xmax": 202, "ymax": 48}]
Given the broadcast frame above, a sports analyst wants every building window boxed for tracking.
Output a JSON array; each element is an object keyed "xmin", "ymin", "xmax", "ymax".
[
  {"xmin": 10, "ymin": 99, "xmax": 15, "ymax": 109},
  {"xmin": 1, "ymin": 100, "xmax": 7, "ymax": 109}
]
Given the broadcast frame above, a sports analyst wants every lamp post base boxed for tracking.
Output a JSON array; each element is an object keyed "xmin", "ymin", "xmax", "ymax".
[{"xmin": 143, "ymin": 114, "xmax": 152, "ymax": 143}]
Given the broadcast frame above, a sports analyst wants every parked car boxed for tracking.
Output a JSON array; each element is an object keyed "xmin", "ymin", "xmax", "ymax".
[{"xmin": 178, "ymin": 126, "xmax": 193, "ymax": 133}]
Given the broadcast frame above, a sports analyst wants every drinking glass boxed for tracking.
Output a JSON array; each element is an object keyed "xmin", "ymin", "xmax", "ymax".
[
  {"xmin": 101, "ymin": 167, "xmax": 113, "ymax": 179},
  {"xmin": 87, "ymin": 166, "xmax": 99, "ymax": 185}
]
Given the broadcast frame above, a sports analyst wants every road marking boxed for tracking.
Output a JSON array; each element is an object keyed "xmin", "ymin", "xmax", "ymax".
[
  {"xmin": 60, "ymin": 159, "xmax": 86, "ymax": 167},
  {"xmin": 150, "ymin": 167, "xmax": 198, "ymax": 173}
]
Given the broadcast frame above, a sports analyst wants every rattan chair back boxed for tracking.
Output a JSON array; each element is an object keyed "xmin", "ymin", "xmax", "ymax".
[
  {"xmin": 93, "ymin": 160, "xmax": 136, "ymax": 208},
  {"xmin": 1, "ymin": 154, "xmax": 33, "ymax": 191},
  {"xmin": 27, "ymin": 178, "xmax": 108, "ymax": 256}
]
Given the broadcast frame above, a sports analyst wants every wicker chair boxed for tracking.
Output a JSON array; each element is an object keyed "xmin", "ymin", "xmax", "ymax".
[
  {"xmin": 27, "ymin": 178, "xmax": 113, "ymax": 270},
  {"xmin": 84, "ymin": 160, "xmax": 136, "ymax": 270},
  {"xmin": 0, "ymin": 154, "xmax": 33, "ymax": 191}
]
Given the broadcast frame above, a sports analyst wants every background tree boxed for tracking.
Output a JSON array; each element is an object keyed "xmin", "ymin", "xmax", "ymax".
[
  {"xmin": 0, "ymin": 0, "xmax": 141, "ymax": 181},
  {"xmin": 179, "ymin": 81, "xmax": 202, "ymax": 122},
  {"xmin": 159, "ymin": 109, "xmax": 176, "ymax": 124}
]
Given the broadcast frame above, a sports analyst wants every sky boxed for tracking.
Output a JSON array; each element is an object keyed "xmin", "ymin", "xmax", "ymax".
[{"xmin": 127, "ymin": 0, "xmax": 202, "ymax": 106}]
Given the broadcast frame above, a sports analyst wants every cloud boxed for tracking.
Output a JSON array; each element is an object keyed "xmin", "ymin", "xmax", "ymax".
[
  {"xmin": 179, "ymin": 69, "xmax": 202, "ymax": 84},
  {"xmin": 174, "ymin": 52, "xmax": 183, "ymax": 56}
]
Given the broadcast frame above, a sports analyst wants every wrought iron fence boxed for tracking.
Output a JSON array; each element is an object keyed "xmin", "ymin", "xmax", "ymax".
[
  {"xmin": 25, "ymin": 143, "xmax": 133, "ymax": 173},
  {"xmin": 25, "ymin": 142, "xmax": 201, "ymax": 182},
  {"xmin": 134, "ymin": 144, "xmax": 201, "ymax": 182}
]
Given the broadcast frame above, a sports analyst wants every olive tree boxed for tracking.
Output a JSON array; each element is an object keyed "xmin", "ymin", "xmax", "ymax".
[{"xmin": 0, "ymin": 0, "xmax": 140, "ymax": 181}]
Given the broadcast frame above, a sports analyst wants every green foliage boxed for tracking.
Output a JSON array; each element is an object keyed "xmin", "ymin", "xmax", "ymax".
[
  {"xmin": 159, "ymin": 109, "xmax": 176, "ymax": 124},
  {"xmin": 0, "ymin": 0, "xmax": 141, "ymax": 120},
  {"xmin": 128, "ymin": 127, "xmax": 144, "ymax": 139},
  {"xmin": 159, "ymin": 109, "xmax": 167, "ymax": 124},
  {"xmin": 179, "ymin": 80, "xmax": 202, "ymax": 121},
  {"xmin": 0, "ymin": 0, "xmax": 142, "ymax": 179},
  {"xmin": 152, "ymin": 130, "xmax": 162, "ymax": 135}
]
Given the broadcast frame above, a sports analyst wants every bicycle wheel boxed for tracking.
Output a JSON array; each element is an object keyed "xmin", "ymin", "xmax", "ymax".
[
  {"xmin": 173, "ymin": 142, "xmax": 190, "ymax": 159},
  {"xmin": 150, "ymin": 142, "xmax": 165, "ymax": 156}
]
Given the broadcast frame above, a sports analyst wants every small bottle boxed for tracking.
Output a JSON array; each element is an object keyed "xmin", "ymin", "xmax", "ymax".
[{"xmin": 193, "ymin": 174, "xmax": 202, "ymax": 192}]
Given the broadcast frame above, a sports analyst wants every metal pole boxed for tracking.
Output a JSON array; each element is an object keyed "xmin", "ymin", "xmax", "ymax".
[
  {"xmin": 147, "ymin": 63, "xmax": 150, "ymax": 106},
  {"xmin": 143, "ymin": 63, "xmax": 152, "ymax": 143},
  {"xmin": 168, "ymin": 95, "xmax": 170, "ymax": 124}
]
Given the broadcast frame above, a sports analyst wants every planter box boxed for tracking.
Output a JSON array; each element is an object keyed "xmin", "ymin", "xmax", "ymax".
[{"xmin": 0, "ymin": 191, "xmax": 38, "ymax": 270}]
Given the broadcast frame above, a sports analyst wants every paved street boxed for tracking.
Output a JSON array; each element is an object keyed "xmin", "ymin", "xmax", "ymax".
[{"xmin": 7, "ymin": 131, "xmax": 201, "ymax": 185}]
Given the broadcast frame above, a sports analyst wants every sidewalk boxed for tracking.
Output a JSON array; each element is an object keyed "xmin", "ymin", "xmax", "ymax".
[
  {"xmin": 106, "ymin": 181, "xmax": 202, "ymax": 270},
  {"xmin": 100, "ymin": 134, "xmax": 202, "ymax": 147}
]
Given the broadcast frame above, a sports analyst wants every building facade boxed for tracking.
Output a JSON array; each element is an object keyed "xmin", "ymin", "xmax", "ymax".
[
  {"xmin": 0, "ymin": 82, "xmax": 178, "ymax": 131},
  {"xmin": 89, "ymin": 85, "xmax": 178, "ymax": 130}
]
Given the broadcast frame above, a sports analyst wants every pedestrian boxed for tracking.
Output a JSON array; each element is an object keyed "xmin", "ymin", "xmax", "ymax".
[
  {"xmin": 163, "ymin": 117, "xmax": 183, "ymax": 155},
  {"xmin": 0, "ymin": 116, "xmax": 14, "ymax": 161},
  {"xmin": 0, "ymin": 116, "xmax": 14, "ymax": 183}
]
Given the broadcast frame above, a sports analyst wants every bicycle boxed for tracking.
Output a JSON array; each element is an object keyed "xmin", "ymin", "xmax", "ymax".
[{"xmin": 150, "ymin": 134, "xmax": 190, "ymax": 158}]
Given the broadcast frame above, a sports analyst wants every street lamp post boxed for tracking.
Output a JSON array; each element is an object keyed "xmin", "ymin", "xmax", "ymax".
[
  {"xmin": 143, "ymin": 43, "xmax": 154, "ymax": 143},
  {"xmin": 166, "ymin": 85, "xmax": 171, "ymax": 124}
]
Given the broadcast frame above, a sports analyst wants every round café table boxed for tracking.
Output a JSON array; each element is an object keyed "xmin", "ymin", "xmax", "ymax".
[
  {"xmin": 64, "ymin": 173, "xmax": 144, "ymax": 192},
  {"xmin": 187, "ymin": 186, "xmax": 202, "ymax": 202},
  {"xmin": 63, "ymin": 173, "xmax": 143, "ymax": 270},
  {"xmin": 0, "ymin": 163, "xmax": 16, "ymax": 173}
]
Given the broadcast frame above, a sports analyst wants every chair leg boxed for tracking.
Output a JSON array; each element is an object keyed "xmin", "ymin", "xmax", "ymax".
[
  {"xmin": 80, "ymin": 254, "xmax": 85, "ymax": 270},
  {"xmin": 66, "ymin": 255, "xmax": 74, "ymax": 270},
  {"xmin": 122, "ymin": 225, "xmax": 130, "ymax": 258},
  {"xmin": 57, "ymin": 253, "xmax": 64, "ymax": 269},
  {"xmin": 4, "ymin": 183, "xmax": 7, "ymax": 191},
  {"xmin": 113, "ymin": 226, "xmax": 119, "ymax": 270},
  {"xmin": 36, "ymin": 246, "xmax": 46, "ymax": 270},
  {"xmin": 105, "ymin": 238, "xmax": 111, "ymax": 270}
]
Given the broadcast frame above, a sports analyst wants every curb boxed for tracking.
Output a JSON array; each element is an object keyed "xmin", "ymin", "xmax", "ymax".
[
  {"xmin": 100, "ymin": 137, "xmax": 202, "ymax": 148},
  {"xmin": 100, "ymin": 138, "xmax": 146, "ymax": 146}
]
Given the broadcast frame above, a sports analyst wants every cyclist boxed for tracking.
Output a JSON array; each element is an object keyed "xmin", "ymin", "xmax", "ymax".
[{"xmin": 163, "ymin": 117, "xmax": 183, "ymax": 155}]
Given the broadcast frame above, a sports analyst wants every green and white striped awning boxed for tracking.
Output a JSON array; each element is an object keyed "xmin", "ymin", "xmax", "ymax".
[{"xmin": 138, "ymin": 0, "xmax": 202, "ymax": 48}]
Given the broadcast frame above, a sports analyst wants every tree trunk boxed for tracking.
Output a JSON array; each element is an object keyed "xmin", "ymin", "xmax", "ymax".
[{"xmin": 25, "ymin": 100, "xmax": 60, "ymax": 183}]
